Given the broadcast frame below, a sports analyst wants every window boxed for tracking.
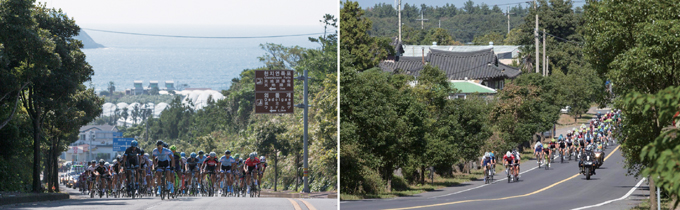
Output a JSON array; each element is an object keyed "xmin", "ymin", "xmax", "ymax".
[{"xmin": 456, "ymin": 94, "xmax": 466, "ymax": 99}]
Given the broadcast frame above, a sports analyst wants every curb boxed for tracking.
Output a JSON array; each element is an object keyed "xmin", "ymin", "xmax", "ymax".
[
  {"xmin": 0, "ymin": 193, "xmax": 69, "ymax": 206},
  {"xmin": 259, "ymin": 191, "xmax": 337, "ymax": 199}
]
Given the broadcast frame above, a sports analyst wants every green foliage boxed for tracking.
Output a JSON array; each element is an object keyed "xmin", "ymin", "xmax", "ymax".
[
  {"xmin": 363, "ymin": 1, "xmax": 529, "ymax": 43},
  {"xmin": 103, "ymin": 94, "xmax": 175, "ymax": 105},
  {"xmin": 583, "ymin": 0, "xmax": 680, "ymax": 177},
  {"xmin": 473, "ymin": 31, "xmax": 505, "ymax": 45},
  {"xmin": 424, "ymin": 28, "xmax": 458, "ymax": 45},
  {"xmin": 341, "ymin": 1, "xmax": 394, "ymax": 70}
]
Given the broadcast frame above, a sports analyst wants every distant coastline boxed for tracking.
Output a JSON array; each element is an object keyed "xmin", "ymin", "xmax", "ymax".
[{"xmin": 75, "ymin": 30, "xmax": 104, "ymax": 49}]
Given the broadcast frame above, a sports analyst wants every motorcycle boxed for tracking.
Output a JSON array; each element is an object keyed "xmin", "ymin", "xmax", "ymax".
[{"xmin": 580, "ymin": 153, "xmax": 596, "ymax": 180}]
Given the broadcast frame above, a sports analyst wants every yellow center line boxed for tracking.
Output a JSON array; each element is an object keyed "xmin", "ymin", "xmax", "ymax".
[
  {"xmin": 384, "ymin": 145, "xmax": 621, "ymax": 210},
  {"xmin": 298, "ymin": 199, "xmax": 318, "ymax": 210},
  {"xmin": 288, "ymin": 198, "xmax": 303, "ymax": 210}
]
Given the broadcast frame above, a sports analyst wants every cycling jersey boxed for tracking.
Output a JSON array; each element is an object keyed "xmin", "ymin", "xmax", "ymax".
[
  {"xmin": 503, "ymin": 154, "xmax": 514, "ymax": 163},
  {"xmin": 95, "ymin": 165, "xmax": 107, "ymax": 175},
  {"xmin": 245, "ymin": 157, "xmax": 260, "ymax": 167},
  {"xmin": 186, "ymin": 157, "xmax": 199, "ymax": 171},
  {"xmin": 152, "ymin": 147, "xmax": 173, "ymax": 162},
  {"xmin": 482, "ymin": 157, "xmax": 491, "ymax": 167},
  {"xmin": 219, "ymin": 155, "xmax": 235, "ymax": 171},
  {"xmin": 534, "ymin": 142, "xmax": 543, "ymax": 152},
  {"xmin": 173, "ymin": 153, "xmax": 182, "ymax": 172}
]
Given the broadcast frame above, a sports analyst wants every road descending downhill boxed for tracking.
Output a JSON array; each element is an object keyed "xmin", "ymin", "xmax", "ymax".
[{"xmin": 341, "ymin": 138, "xmax": 643, "ymax": 210}]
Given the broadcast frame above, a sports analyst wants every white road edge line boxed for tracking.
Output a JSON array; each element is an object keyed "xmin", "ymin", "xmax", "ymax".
[
  {"xmin": 429, "ymin": 154, "xmax": 562, "ymax": 199},
  {"xmin": 570, "ymin": 177, "xmax": 646, "ymax": 210}
]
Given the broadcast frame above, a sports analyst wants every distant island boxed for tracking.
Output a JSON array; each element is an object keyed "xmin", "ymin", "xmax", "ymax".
[{"xmin": 75, "ymin": 29, "xmax": 104, "ymax": 49}]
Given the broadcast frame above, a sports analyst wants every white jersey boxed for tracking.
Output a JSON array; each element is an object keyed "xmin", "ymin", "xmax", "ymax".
[{"xmin": 534, "ymin": 142, "xmax": 543, "ymax": 150}]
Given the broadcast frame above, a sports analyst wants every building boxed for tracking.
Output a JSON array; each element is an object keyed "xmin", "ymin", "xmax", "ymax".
[
  {"xmin": 62, "ymin": 125, "xmax": 121, "ymax": 164},
  {"xmin": 401, "ymin": 42, "xmax": 521, "ymax": 65},
  {"xmin": 379, "ymin": 47, "xmax": 520, "ymax": 90},
  {"xmin": 133, "ymin": 80, "xmax": 144, "ymax": 95},
  {"xmin": 449, "ymin": 80, "xmax": 497, "ymax": 99},
  {"xmin": 149, "ymin": 80, "xmax": 159, "ymax": 89},
  {"xmin": 164, "ymin": 81, "xmax": 175, "ymax": 91}
]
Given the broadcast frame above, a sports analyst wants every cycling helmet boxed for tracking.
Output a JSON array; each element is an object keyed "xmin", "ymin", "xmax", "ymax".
[
  {"xmin": 506, "ymin": 151, "xmax": 511, "ymax": 156},
  {"xmin": 253, "ymin": 152, "xmax": 258, "ymax": 157},
  {"xmin": 131, "ymin": 140, "xmax": 138, "ymax": 147},
  {"xmin": 170, "ymin": 145, "xmax": 177, "ymax": 151},
  {"xmin": 144, "ymin": 153, "xmax": 149, "ymax": 157},
  {"xmin": 249, "ymin": 153, "xmax": 256, "ymax": 158},
  {"xmin": 225, "ymin": 150, "xmax": 231, "ymax": 154},
  {"xmin": 99, "ymin": 159, "xmax": 105, "ymax": 164},
  {"xmin": 156, "ymin": 140, "xmax": 164, "ymax": 146},
  {"xmin": 113, "ymin": 160, "xmax": 118, "ymax": 164},
  {"xmin": 234, "ymin": 154, "xmax": 240, "ymax": 159},
  {"xmin": 551, "ymin": 138, "xmax": 556, "ymax": 142},
  {"xmin": 209, "ymin": 152, "xmax": 216, "ymax": 157},
  {"xmin": 91, "ymin": 160, "xmax": 96, "ymax": 164},
  {"xmin": 190, "ymin": 152, "xmax": 197, "ymax": 158},
  {"xmin": 163, "ymin": 143, "xmax": 168, "ymax": 148},
  {"xmin": 484, "ymin": 152, "xmax": 490, "ymax": 157},
  {"xmin": 180, "ymin": 152, "xmax": 186, "ymax": 157},
  {"xmin": 260, "ymin": 156, "xmax": 266, "ymax": 162},
  {"xmin": 198, "ymin": 150, "xmax": 204, "ymax": 155},
  {"xmin": 105, "ymin": 162, "xmax": 110, "ymax": 167}
]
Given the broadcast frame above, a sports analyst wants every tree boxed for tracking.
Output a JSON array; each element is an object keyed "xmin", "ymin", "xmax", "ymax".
[
  {"xmin": 108, "ymin": 81, "xmax": 115, "ymax": 94},
  {"xmin": 473, "ymin": 31, "xmax": 505, "ymax": 45},
  {"xmin": 255, "ymin": 118, "xmax": 288, "ymax": 191},
  {"xmin": 583, "ymin": 1, "xmax": 680, "ymax": 207},
  {"xmin": 340, "ymin": 1, "xmax": 393, "ymax": 71},
  {"xmin": 503, "ymin": 28, "xmax": 523, "ymax": 45},
  {"xmin": 257, "ymin": 43, "xmax": 304, "ymax": 70},
  {"xmin": 121, "ymin": 107, "xmax": 129, "ymax": 127},
  {"xmin": 423, "ymin": 28, "xmax": 460, "ymax": 45}
]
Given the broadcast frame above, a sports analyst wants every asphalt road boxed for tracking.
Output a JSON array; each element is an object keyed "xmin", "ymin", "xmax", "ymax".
[
  {"xmin": 2, "ymin": 182, "xmax": 336, "ymax": 210},
  {"xmin": 341, "ymin": 116, "xmax": 645, "ymax": 210}
]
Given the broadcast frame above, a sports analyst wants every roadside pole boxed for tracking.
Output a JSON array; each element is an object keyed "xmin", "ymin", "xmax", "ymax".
[{"xmin": 294, "ymin": 70, "xmax": 310, "ymax": 193}]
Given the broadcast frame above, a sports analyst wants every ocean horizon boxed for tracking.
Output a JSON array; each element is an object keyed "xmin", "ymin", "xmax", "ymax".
[{"xmin": 80, "ymin": 24, "xmax": 326, "ymax": 92}]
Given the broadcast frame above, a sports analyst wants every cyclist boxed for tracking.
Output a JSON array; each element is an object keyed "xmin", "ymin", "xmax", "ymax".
[
  {"xmin": 111, "ymin": 159, "xmax": 121, "ymax": 194},
  {"xmin": 235, "ymin": 154, "xmax": 245, "ymax": 192},
  {"xmin": 180, "ymin": 152, "xmax": 187, "ymax": 193},
  {"xmin": 201, "ymin": 152, "xmax": 219, "ymax": 193},
  {"xmin": 548, "ymin": 137, "xmax": 557, "ymax": 162},
  {"xmin": 218, "ymin": 150, "xmax": 236, "ymax": 194},
  {"xmin": 566, "ymin": 132, "xmax": 574, "ymax": 157},
  {"xmin": 122, "ymin": 140, "xmax": 142, "ymax": 191},
  {"xmin": 197, "ymin": 150, "xmax": 207, "ymax": 190},
  {"xmin": 152, "ymin": 140, "xmax": 175, "ymax": 195},
  {"xmin": 92, "ymin": 159, "xmax": 108, "ymax": 194},
  {"xmin": 185, "ymin": 152, "xmax": 200, "ymax": 194},
  {"xmin": 141, "ymin": 153, "xmax": 153, "ymax": 193},
  {"xmin": 487, "ymin": 152, "xmax": 495, "ymax": 175},
  {"xmin": 104, "ymin": 162, "xmax": 113, "ymax": 193},
  {"xmin": 533, "ymin": 140, "xmax": 543, "ymax": 165},
  {"xmin": 481, "ymin": 152, "xmax": 492, "ymax": 182},
  {"xmin": 86, "ymin": 160, "xmax": 97, "ymax": 192},
  {"xmin": 170, "ymin": 145, "xmax": 182, "ymax": 193},
  {"xmin": 557, "ymin": 134, "xmax": 566, "ymax": 159},
  {"xmin": 502, "ymin": 151, "xmax": 515, "ymax": 177},
  {"xmin": 244, "ymin": 152, "xmax": 260, "ymax": 194},
  {"xmin": 258, "ymin": 156, "xmax": 267, "ymax": 188},
  {"xmin": 512, "ymin": 150, "xmax": 521, "ymax": 177}
]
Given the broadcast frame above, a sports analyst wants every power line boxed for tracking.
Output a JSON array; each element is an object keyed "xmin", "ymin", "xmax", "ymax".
[
  {"xmin": 81, "ymin": 28, "xmax": 331, "ymax": 39},
  {"xmin": 541, "ymin": 31, "xmax": 583, "ymax": 45}
]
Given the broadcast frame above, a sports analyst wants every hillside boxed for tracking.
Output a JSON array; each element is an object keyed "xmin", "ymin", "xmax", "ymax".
[{"xmin": 74, "ymin": 29, "xmax": 104, "ymax": 48}]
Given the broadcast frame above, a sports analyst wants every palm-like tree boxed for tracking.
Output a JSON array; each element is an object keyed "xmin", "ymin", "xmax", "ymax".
[
  {"xmin": 131, "ymin": 105, "xmax": 140, "ymax": 125},
  {"xmin": 121, "ymin": 107, "xmax": 129, "ymax": 127}
]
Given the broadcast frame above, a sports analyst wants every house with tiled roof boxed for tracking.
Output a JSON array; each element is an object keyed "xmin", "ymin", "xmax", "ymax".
[{"xmin": 379, "ymin": 41, "xmax": 521, "ymax": 91}]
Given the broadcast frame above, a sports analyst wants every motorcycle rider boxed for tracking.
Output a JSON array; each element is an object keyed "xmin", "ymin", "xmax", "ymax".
[{"xmin": 579, "ymin": 144, "xmax": 597, "ymax": 175}]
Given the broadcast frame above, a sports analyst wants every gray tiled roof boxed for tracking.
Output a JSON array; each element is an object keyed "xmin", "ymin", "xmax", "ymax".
[
  {"xmin": 379, "ymin": 56, "xmax": 424, "ymax": 76},
  {"xmin": 379, "ymin": 48, "xmax": 520, "ymax": 80}
]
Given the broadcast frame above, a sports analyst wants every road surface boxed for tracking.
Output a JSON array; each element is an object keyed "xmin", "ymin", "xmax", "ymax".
[
  {"xmin": 341, "ymin": 109, "xmax": 646, "ymax": 210},
  {"xmin": 3, "ymin": 182, "xmax": 336, "ymax": 210}
]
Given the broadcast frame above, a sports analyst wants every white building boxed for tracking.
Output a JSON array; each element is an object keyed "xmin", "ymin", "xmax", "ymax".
[{"xmin": 62, "ymin": 125, "xmax": 121, "ymax": 164}]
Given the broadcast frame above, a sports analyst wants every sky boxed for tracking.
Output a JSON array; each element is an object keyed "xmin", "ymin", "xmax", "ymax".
[
  {"xmin": 40, "ymin": 0, "xmax": 338, "ymax": 27},
  {"xmin": 354, "ymin": 0, "xmax": 586, "ymax": 9}
]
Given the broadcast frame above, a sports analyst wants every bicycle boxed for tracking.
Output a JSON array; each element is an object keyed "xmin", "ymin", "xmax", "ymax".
[
  {"xmin": 544, "ymin": 150, "xmax": 551, "ymax": 170},
  {"xmin": 126, "ymin": 166, "xmax": 137, "ymax": 199},
  {"xmin": 249, "ymin": 169, "xmax": 260, "ymax": 197},
  {"xmin": 484, "ymin": 165, "xmax": 493, "ymax": 184}
]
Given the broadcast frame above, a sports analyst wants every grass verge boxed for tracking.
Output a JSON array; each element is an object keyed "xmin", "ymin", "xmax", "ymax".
[
  {"xmin": 631, "ymin": 197, "xmax": 672, "ymax": 210},
  {"xmin": 341, "ymin": 150, "xmax": 536, "ymax": 201}
]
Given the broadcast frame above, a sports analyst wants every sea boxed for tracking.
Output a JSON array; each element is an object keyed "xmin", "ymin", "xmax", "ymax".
[{"xmin": 80, "ymin": 24, "xmax": 324, "ymax": 92}]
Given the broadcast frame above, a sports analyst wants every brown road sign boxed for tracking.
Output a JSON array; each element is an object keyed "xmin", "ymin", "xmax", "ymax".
[
  {"xmin": 255, "ymin": 92, "xmax": 294, "ymax": 114},
  {"xmin": 255, "ymin": 70, "xmax": 294, "ymax": 92}
]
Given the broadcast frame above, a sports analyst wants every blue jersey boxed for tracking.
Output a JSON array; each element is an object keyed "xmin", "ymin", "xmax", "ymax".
[
  {"xmin": 219, "ymin": 156, "xmax": 235, "ymax": 166},
  {"xmin": 152, "ymin": 148, "xmax": 173, "ymax": 162},
  {"xmin": 198, "ymin": 156, "xmax": 206, "ymax": 165},
  {"xmin": 482, "ymin": 157, "xmax": 491, "ymax": 166}
]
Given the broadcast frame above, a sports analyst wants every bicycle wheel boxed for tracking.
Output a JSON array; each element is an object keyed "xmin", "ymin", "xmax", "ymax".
[{"xmin": 161, "ymin": 174, "xmax": 166, "ymax": 200}]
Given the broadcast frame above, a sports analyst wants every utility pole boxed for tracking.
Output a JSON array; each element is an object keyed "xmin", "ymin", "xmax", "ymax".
[
  {"xmin": 295, "ymin": 70, "xmax": 310, "ymax": 193},
  {"xmin": 507, "ymin": 6, "xmax": 515, "ymax": 34},
  {"xmin": 416, "ymin": 9, "xmax": 428, "ymax": 29},
  {"xmin": 439, "ymin": 19, "xmax": 441, "ymax": 28},
  {"xmin": 543, "ymin": 29, "xmax": 546, "ymax": 76},
  {"xmin": 535, "ymin": 0, "xmax": 539, "ymax": 74},
  {"xmin": 398, "ymin": 0, "xmax": 402, "ymax": 42}
]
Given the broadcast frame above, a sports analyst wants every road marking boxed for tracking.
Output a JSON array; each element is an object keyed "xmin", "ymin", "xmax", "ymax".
[
  {"xmin": 384, "ymin": 145, "xmax": 620, "ymax": 210},
  {"xmin": 571, "ymin": 177, "xmax": 646, "ymax": 210},
  {"xmin": 288, "ymin": 198, "xmax": 303, "ymax": 210},
  {"xmin": 298, "ymin": 199, "xmax": 318, "ymax": 210},
  {"xmin": 430, "ymin": 153, "xmax": 561, "ymax": 199}
]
